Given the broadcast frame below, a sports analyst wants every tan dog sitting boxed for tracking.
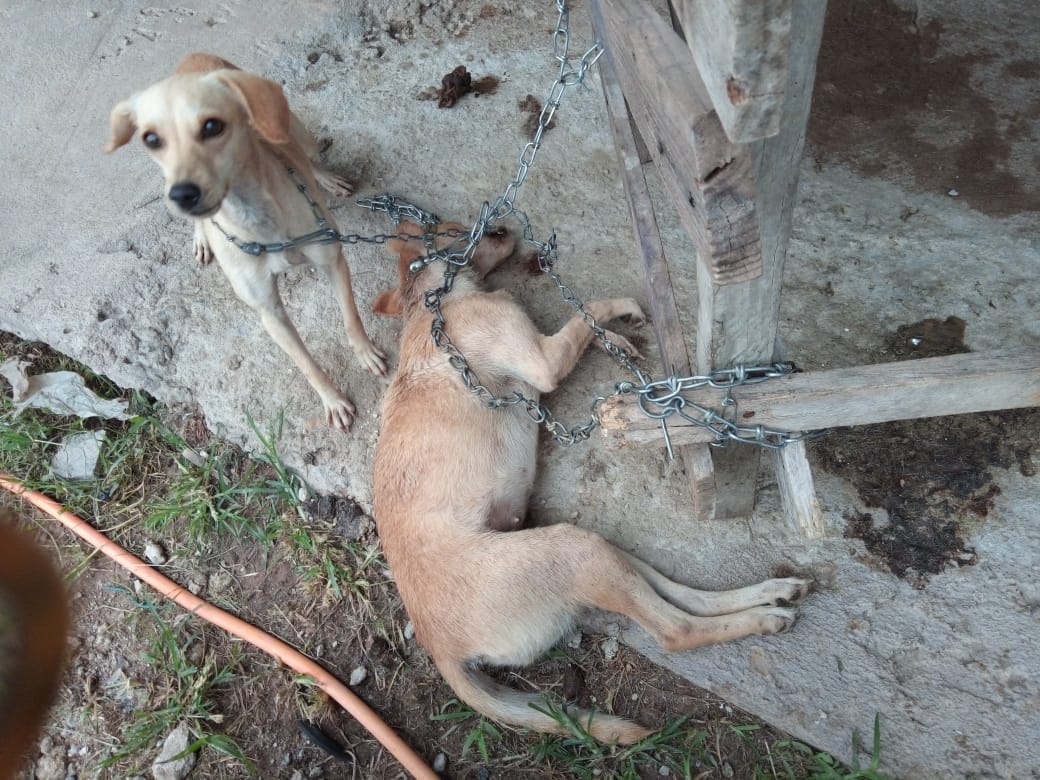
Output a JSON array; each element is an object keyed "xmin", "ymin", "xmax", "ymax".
[
  {"xmin": 106, "ymin": 53, "xmax": 386, "ymax": 430},
  {"xmin": 372, "ymin": 224, "xmax": 812, "ymax": 743}
]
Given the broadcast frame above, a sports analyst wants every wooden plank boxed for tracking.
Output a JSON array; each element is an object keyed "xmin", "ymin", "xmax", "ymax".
[
  {"xmin": 595, "ymin": 0, "xmax": 762, "ymax": 285},
  {"xmin": 598, "ymin": 351, "xmax": 1040, "ymax": 448},
  {"xmin": 594, "ymin": 38, "xmax": 717, "ymax": 521},
  {"xmin": 772, "ymin": 441, "xmax": 825, "ymax": 537},
  {"xmin": 670, "ymin": 0, "xmax": 794, "ymax": 143},
  {"xmin": 693, "ymin": 0, "xmax": 827, "ymax": 519}
]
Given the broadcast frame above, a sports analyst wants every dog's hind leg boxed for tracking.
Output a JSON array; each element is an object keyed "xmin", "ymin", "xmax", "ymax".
[
  {"xmin": 619, "ymin": 552, "xmax": 811, "ymax": 617},
  {"xmin": 497, "ymin": 525, "xmax": 800, "ymax": 653},
  {"xmin": 572, "ymin": 533, "xmax": 798, "ymax": 651}
]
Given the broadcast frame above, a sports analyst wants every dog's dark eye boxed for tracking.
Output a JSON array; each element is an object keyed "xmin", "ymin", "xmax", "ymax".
[
  {"xmin": 200, "ymin": 118, "xmax": 225, "ymax": 139},
  {"xmin": 142, "ymin": 131, "xmax": 162, "ymax": 150}
]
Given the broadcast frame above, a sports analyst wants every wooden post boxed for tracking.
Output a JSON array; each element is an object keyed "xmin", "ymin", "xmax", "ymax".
[
  {"xmin": 669, "ymin": 0, "xmax": 795, "ymax": 143},
  {"xmin": 693, "ymin": 0, "xmax": 827, "ymax": 521},
  {"xmin": 594, "ymin": 38, "xmax": 718, "ymax": 520}
]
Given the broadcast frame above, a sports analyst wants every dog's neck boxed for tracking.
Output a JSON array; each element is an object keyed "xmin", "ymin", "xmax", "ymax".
[
  {"xmin": 402, "ymin": 269, "xmax": 483, "ymax": 319},
  {"xmin": 213, "ymin": 140, "xmax": 314, "ymax": 240}
]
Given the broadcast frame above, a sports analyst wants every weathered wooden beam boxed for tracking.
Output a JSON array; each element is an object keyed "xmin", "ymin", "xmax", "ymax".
[
  {"xmin": 594, "ymin": 0, "xmax": 762, "ymax": 285},
  {"xmin": 598, "ymin": 351, "xmax": 1040, "ymax": 448},
  {"xmin": 772, "ymin": 441, "xmax": 825, "ymax": 538},
  {"xmin": 670, "ymin": 0, "xmax": 794, "ymax": 143},
  {"xmin": 595, "ymin": 43, "xmax": 717, "ymax": 521},
  {"xmin": 692, "ymin": 0, "xmax": 826, "ymax": 520}
]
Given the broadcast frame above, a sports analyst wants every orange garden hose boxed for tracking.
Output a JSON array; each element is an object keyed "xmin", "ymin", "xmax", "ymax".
[{"xmin": 0, "ymin": 474, "xmax": 438, "ymax": 780}]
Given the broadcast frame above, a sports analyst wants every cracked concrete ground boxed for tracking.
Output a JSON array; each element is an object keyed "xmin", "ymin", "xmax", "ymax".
[{"xmin": 2, "ymin": 0, "xmax": 1038, "ymax": 776}]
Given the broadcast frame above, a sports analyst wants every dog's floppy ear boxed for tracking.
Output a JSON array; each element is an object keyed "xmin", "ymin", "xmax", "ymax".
[
  {"xmin": 105, "ymin": 99, "xmax": 137, "ymax": 153},
  {"xmin": 176, "ymin": 52, "xmax": 240, "ymax": 74},
  {"xmin": 372, "ymin": 288, "xmax": 403, "ymax": 317},
  {"xmin": 215, "ymin": 70, "xmax": 291, "ymax": 145}
]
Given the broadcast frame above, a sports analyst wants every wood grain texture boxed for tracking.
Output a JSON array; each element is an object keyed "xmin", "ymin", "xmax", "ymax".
[
  {"xmin": 691, "ymin": 0, "xmax": 826, "ymax": 519},
  {"xmin": 595, "ymin": 40, "xmax": 717, "ymax": 521},
  {"xmin": 671, "ymin": 0, "xmax": 794, "ymax": 143},
  {"xmin": 595, "ymin": 0, "xmax": 763, "ymax": 285}
]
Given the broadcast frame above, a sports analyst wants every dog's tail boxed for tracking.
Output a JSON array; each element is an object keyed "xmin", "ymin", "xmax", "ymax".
[{"xmin": 437, "ymin": 658, "xmax": 655, "ymax": 745}]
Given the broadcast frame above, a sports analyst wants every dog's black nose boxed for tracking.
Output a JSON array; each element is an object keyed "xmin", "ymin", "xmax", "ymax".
[{"xmin": 168, "ymin": 182, "xmax": 202, "ymax": 211}]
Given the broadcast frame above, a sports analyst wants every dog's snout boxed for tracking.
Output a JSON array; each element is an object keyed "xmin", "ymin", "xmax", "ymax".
[{"xmin": 168, "ymin": 182, "xmax": 202, "ymax": 211}]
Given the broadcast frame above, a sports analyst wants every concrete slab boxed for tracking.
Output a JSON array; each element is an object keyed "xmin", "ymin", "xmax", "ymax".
[{"xmin": 1, "ymin": 1, "xmax": 1038, "ymax": 777}]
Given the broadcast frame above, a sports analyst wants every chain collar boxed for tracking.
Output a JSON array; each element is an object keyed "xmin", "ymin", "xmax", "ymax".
[{"xmin": 209, "ymin": 170, "xmax": 465, "ymax": 257}]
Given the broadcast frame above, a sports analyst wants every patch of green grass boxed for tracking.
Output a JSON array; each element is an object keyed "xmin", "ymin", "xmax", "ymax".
[
  {"xmin": 764, "ymin": 715, "xmax": 891, "ymax": 780},
  {"xmin": 0, "ymin": 385, "xmax": 167, "ymax": 521},
  {"xmin": 285, "ymin": 521, "xmax": 388, "ymax": 610},
  {"xmin": 102, "ymin": 589, "xmax": 255, "ymax": 775},
  {"xmin": 142, "ymin": 412, "xmax": 304, "ymax": 545},
  {"xmin": 432, "ymin": 700, "xmax": 508, "ymax": 763},
  {"xmin": 433, "ymin": 696, "xmax": 895, "ymax": 780}
]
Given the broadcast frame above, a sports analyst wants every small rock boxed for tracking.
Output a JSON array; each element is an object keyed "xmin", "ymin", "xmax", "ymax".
[
  {"xmin": 349, "ymin": 666, "xmax": 368, "ymax": 686},
  {"xmin": 34, "ymin": 754, "xmax": 66, "ymax": 780},
  {"xmin": 432, "ymin": 753, "xmax": 448, "ymax": 773},
  {"xmin": 403, "ymin": 621, "xmax": 415, "ymax": 641},
  {"xmin": 947, "ymin": 189, "xmax": 959, "ymax": 197},
  {"xmin": 151, "ymin": 723, "xmax": 196, "ymax": 780},
  {"xmin": 600, "ymin": 637, "xmax": 619, "ymax": 660},
  {"xmin": 290, "ymin": 771, "xmax": 304, "ymax": 780},
  {"xmin": 721, "ymin": 761, "xmax": 734, "ymax": 778},
  {"xmin": 143, "ymin": 541, "xmax": 167, "ymax": 565},
  {"xmin": 659, "ymin": 765, "xmax": 671, "ymax": 777},
  {"xmin": 180, "ymin": 448, "xmax": 206, "ymax": 468},
  {"xmin": 207, "ymin": 570, "xmax": 233, "ymax": 595},
  {"xmin": 297, "ymin": 485, "xmax": 310, "ymax": 503},
  {"xmin": 565, "ymin": 630, "xmax": 582, "ymax": 649},
  {"xmin": 307, "ymin": 767, "xmax": 323, "ymax": 779}
]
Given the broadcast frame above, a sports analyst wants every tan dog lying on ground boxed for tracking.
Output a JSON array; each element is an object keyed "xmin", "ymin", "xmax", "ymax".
[
  {"xmin": 105, "ymin": 53, "xmax": 386, "ymax": 430},
  {"xmin": 372, "ymin": 223, "xmax": 812, "ymax": 743}
]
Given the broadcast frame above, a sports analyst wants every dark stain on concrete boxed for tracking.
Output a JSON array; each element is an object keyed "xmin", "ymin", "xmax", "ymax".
[
  {"xmin": 810, "ymin": 317, "xmax": 1039, "ymax": 586},
  {"xmin": 810, "ymin": 0, "xmax": 1040, "ymax": 216}
]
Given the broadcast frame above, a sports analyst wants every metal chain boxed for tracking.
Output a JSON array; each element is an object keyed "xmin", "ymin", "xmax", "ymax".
[
  {"xmin": 210, "ymin": 170, "xmax": 464, "ymax": 256},
  {"xmin": 632, "ymin": 364, "xmax": 823, "ymax": 458},
  {"xmin": 357, "ymin": 194, "xmax": 442, "ymax": 228},
  {"xmin": 408, "ymin": 0, "xmax": 624, "ymax": 447}
]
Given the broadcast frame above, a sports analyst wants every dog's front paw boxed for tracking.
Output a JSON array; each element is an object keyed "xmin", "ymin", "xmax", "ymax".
[
  {"xmin": 193, "ymin": 224, "xmax": 214, "ymax": 265},
  {"xmin": 614, "ymin": 298, "xmax": 646, "ymax": 328},
  {"xmin": 316, "ymin": 169, "xmax": 356, "ymax": 198},
  {"xmin": 601, "ymin": 330, "xmax": 644, "ymax": 360},
  {"xmin": 353, "ymin": 339, "xmax": 389, "ymax": 376},
  {"xmin": 323, "ymin": 394, "xmax": 357, "ymax": 431}
]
